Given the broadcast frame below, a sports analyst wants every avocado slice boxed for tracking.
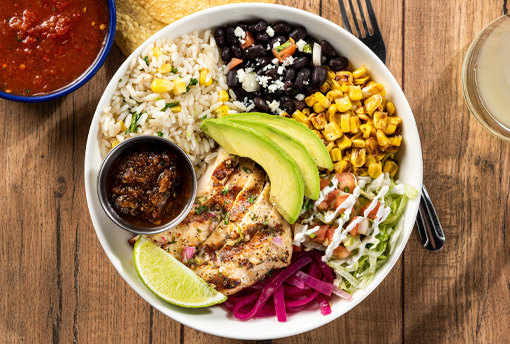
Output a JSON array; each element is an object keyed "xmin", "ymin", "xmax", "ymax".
[
  {"xmin": 223, "ymin": 112, "xmax": 333, "ymax": 170},
  {"xmin": 218, "ymin": 118, "xmax": 320, "ymax": 200},
  {"xmin": 201, "ymin": 120, "xmax": 304, "ymax": 224}
]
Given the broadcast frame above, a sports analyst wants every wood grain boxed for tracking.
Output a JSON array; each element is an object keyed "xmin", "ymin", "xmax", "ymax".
[{"xmin": 0, "ymin": 0, "xmax": 508, "ymax": 343}]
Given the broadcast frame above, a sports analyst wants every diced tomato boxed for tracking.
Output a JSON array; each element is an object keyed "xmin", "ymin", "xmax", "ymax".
[
  {"xmin": 332, "ymin": 245, "xmax": 350, "ymax": 259},
  {"xmin": 240, "ymin": 31, "xmax": 255, "ymax": 49},
  {"xmin": 272, "ymin": 43, "xmax": 297, "ymax": 62},
  {"xmin": 320, "ymin": 179, "xmax": 330, "ymax": 190},
  {"xmin": 361, "ymin": 200, "xmax": 380, "ymax": 220},
  {"xmin": 293, "ymin": 245, "xmax": 302, "ymax": 252},
  {"xmin": 348, "ymin": 217, "xmax": 361, "ymax": 237},
  {"xmin": 311, "ymin": 225, "xmax": 329, "ymax": 243},
  {"xmin": 334, "ymin": 194, "xmax": 350, "ymax": 212},
  {"xmin": 325, "ymin": 227, "xmax": 336, "ymax": 244},
  {"xmin": 227, "ymin": 58, "xmax": 243, "ymax": 70},
  {"xmin": 336, "ymin": 172, "xmax": 356, "ymax": 193},
  {"xmin": 318, "ymin": 189, "xmax": 338, "ymax": 210}
]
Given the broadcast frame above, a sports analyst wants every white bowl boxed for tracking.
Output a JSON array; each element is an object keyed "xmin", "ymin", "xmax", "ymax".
[{"xmin": 84, "ymin": 3, "xmax": 423, "ymax": 340}]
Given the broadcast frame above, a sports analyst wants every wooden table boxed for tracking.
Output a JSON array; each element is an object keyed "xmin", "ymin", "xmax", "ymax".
[{"xmin": 1, "ymin": 0, "xmax": 509, "ymax": 343}]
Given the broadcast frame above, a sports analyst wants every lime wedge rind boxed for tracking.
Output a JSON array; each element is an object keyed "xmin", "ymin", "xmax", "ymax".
[{"xmin": 133, "ymin": 237, "xmax": 227, "ymax": 308}]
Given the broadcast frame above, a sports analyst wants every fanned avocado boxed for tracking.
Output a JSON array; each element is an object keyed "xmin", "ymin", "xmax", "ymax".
[
  {"xmin": 223, "ymin": 112, "xmax": 333, "ymax": 170},
  {"xmin": 201, "ymin": 120, "xmax": 304, "ymax": 224},
  {"xmin": 218, "ymin": 118, "xmax": 320, "ymax": 200}
]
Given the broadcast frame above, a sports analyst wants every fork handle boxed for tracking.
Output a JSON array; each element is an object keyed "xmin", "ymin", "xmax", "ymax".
[{"xmin": 416, "ymin": 185, "xmax": 445, "ymax": 251}]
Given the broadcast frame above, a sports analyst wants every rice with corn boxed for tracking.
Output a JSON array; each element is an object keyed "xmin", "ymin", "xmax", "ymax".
[{"xmin": 99, "ymin": 30, "xmax": 238, "ymax": 178}]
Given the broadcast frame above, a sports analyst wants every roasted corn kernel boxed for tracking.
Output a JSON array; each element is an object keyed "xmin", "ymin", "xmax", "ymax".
[
  {"xmin": 368, "ymin": 162, "xmax": 382, "ymax": 178},
  {"xmin": 354, "ymin": 75, "xmax": 370, "ymax": 85},
  {"xmin": 111, "ymin": 139, "xmax": 120, "ymax": 148},
  {"xmin": 326, "ymin": 89, "xmax": 343, "ymax": 102},
  {"xmin": 352, "ymin": 138, "xmax": 365, "ymax": 148},
  {"xmin": 330, "ymin": 148, "xmax": 342, "ymax": 162},
  {"xmin": 330, "ymin": 80, "xmax": 342, "ymax": 90},
  {"xmin": 305, "ymin": 95, "xmax": 317, "ymax": 107},
  {"xmin": 383, "ymin": 160, "xmax": 399, "ymax": 177},
  {"xmin": 350, "ymin": 116, "xmax": 361, "ymax": 134},
  {"xmin": 314, "ymin": 92, "xmax": 331, "ymax": 108},
  {"xmin": 383, "ymin": 123, "xmax": 397, "ymax": 135},
  {"xmin": 327, "ymin": 104, "xmax": 338, "ymax": 117},
  {"xmin": 215, "ymin": 105, "xmax": 230, "ymax": 117},
  {"xmin": 386, "ymin": 101, "xmax": 396, "ymax": 116},
  {"xmin": 362, "ymin": 83, "xmax": 385, "ymax": 98},
  {"xmin": 311, "ymin": 113, "xmax": 328, "ymax": 130},
  {"xmin": 118, "ymin": 120, "xmax": 127, "ymax": 132},
  {"xmin": 360, "ymin": 124, "xmax": 372, "ymax": 138},
  {"xmin": 151, "ymin": 78, "xmax": 173, "ymax": 93},
  {"xmin": 292, "ymin": 110, "xmax": 309, "ymax": 125},
  {"xmin": 373, "ymin": 111, "xmax": 388, "ymax": 129},
  {"xmin": 152, "ymin": 47, "xmax": 161, "ymax": 58},
  {"xmin": 217, "ymin": 90, "xmax": 229, "ymax": 102},
  {"xmin": 200, "ymin": 69, "xmax": 213, "ymax": 86},
  {"xmin": 387, "ymin": 116, "xmax": 402, "ymax": 126},
  {"xmin": 335, "ymin": 96, "xmax": 352, "ymax": 112},
  {"xmin": 340, "ymin": 113, "xmax": 351, "ymax": 133},
  {"xmin": 326, "ymin": 141, "xmax": 335, "ymax": 152},
  {"xmin": 350, "ymin": 148, "xmax": 366, "ymax": 168},
  {"xmin": 336, "ymin": 71, "xmax": 353, "ymax": 84},
  {"xmin": 313, "ymin": 102, "xmax": 326, "ymax": 113},
  {"xmin": 324, "ymin": 122, "xmax": 342, "ymax": 141},
  {"xmin": 352, "ymin": 65, "xmax": 367, "ymax": 79},
  {"xmin": 334, "ymin": 160, "xmax": 350, "ymax": 173},
  {"xmin": 365, "ymin": 94, "xmax": 383, "ymax": 115},
  {"xmin": 389, "ymin": 135, "xmax": 402, "ymax": 146},
  {"xmin": 171, "ymin": 106, "xmax": 182, "ymax": 113},
  {"xmin": 319, "ymin": 82, "xmax": 331, "ymax": 93},
  {"xmin": 348, "ymin": 85, "xmax": 363, "ymax": 101},
  {"xmin": 337, "ymin": 135, "xmax": 352, "ymax": 150},
  {"xmin": 376, "ymin": 129, "xmax": 391, "ymax": 147}
]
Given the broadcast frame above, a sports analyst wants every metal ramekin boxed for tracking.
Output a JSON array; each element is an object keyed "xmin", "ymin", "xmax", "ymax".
[{"xmin": 96, "ymin": 136, "xmax": 197, "ymax": 235}]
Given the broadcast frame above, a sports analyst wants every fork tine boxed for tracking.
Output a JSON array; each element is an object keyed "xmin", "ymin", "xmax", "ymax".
[
  {"xmin": 356, "ymin": 0, "xmax": 370, "ymax": 35},
  {"xmin": 338, "ymin": 0, "xmax": 353, "ymax": 34},
  {"xmin": 365, "ymin": 0, "xmax": 382, "ymax": 34},
  {"xmin": 348, "ymin": 0, "xmax": 363, "ymax": 37}
]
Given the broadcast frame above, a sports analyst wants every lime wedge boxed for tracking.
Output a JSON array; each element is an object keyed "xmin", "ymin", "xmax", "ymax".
[{"xmin": 133, "ymin": 237, "xmax": 227, "ymax": 308}]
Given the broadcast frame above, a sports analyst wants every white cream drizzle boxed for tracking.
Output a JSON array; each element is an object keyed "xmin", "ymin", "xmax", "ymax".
[{"xmin": 313, "ymin": 176, "xmax": 338, "ymax": 208}]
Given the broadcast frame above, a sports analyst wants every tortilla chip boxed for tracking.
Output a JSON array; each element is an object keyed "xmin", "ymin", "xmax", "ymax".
[
  {"xmin": 142, "ymin": 0, "xmax": 276, "ymax": 26},
  {"xmin": 115, "ymin": 0, "xmax": 275, "ymax": 55},
  {"xmin": 115, "ymin": 0, "xmax": 166, "ymax": 56}
]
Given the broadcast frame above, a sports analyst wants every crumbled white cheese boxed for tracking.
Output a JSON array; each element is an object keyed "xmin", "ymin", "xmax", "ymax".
[
  {"xmin": 271, "ymin": 58, "xmax": 279, "ymax": 65},
  {"xmin": 295, "ymin": 93, "xmax": 305, "ymax": 101},
  {"xmin": 266, "ymin": 26, "xmax": 275, "ymax": 37},
  {"xmin": 234, "ymin": 26, "xmax": 246, "ymax": 44},
  {"xmin": 268, "ymin": 80, "xmax": 285, "ymax": 93},
  {"xmin": 256, "ymin": 75, "xmax": 270, "ymax": 88},
  {"xmin": 268, "ymin": 100, "xmax": 281, "ymax": 112},
  {"xmin": 282, "ymin": 56, "xmax": 295, "ymax": 67},
  {"xmin": 263, "ymin": 64, "xmax": 275, "ymax": 71},
  {"xmin": 272, "ymin": 41, "xmax": 281, "ymax": 49},
  {"xmin": 296, "ymin": 39, "xmax": 307, "ymax": 52},
  {"xmin": 277, "ymin": 65, "xmax": 285, "ymax": 75},
  {"xmin": 303, "ymin": 80, "xmax": 309, "ymax": 85}
]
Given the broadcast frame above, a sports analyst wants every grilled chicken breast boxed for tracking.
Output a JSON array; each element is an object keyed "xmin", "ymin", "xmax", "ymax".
[{"xmin": 189, "ymin": 182, "xmax": 293, "ymax": 295}]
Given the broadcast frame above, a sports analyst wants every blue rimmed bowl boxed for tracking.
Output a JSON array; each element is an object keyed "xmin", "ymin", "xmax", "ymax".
[{"xmin": 0, "ymin": 0, "xmax": 116, "ymax": 103}]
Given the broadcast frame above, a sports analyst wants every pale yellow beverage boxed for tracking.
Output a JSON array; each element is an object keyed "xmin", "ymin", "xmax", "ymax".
[{"xmin": 475, "ymin": 18, "xmax": 510, "ymax": 129}]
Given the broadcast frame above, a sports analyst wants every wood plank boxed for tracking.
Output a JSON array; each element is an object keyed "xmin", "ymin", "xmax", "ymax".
[{"xmin": 402, "ymin": 0, "xmax": 510, "ymax": 343}]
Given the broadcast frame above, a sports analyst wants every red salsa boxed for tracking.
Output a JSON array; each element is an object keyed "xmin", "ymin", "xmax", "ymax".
[
  {"xmin": 0, "ymin": 0, "xmax": 109, "ymax": 96},
  {"xmin": 106, "ymin": 145, "xmax": 192, "ymax": 228}
]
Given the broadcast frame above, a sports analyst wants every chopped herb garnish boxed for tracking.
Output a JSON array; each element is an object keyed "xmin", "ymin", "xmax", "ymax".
[
  {"xmin": 52, "ymin": 7, "xmax": 56, "ymax": 11},
  {"xmin": 266, "ymin": 268, "xmax": 275, "ymax": 277},
  {"xmin": 201, "ymin": 115, "xmax": 208, "ymax": 121},
  {"xmin": 171, "ymin": 65, "xmax": 178, "ymax": 73},
  {"xmin": 247, "ymin": 195, "xmax": 256, "ymax": 204},
  {"xmin": 263, "ymin": 215, "xmax": 269, "ymax": 225},
  {"xmin": 275, "ymin": 39, "xmax": 292, "ymax": 53},
  {"xmin": 251, "ymin": 214, "xmax": 258, "ymax": 221},
  {"xmin": 157, "ymin": 131, "xmax": 163, "ymax": 137},
  {"xmin": 143, "ymin": 56, "xmax": 150, "ymax": 66},
  {"xmin": 162, "ymin": 101, "xmax": 179, "ymax": 111},
  {"xmin": 195, "ymin": 204, "xmax": 209, "ymax": 215},
  {"xmin": 224, "ymin": 212, "xmax": 230, "ymax": 224},
  {"xmin": 329, "ymin": 181, "xmax": 334, "ymax": 187},
  {"xmin": 125, "ymin": 113, "xmax": 142, "ymax": 134},
  {"xmin": 197, "ymin": 228, "xmax": 202, "ymax": 233},
  {"xmin": 189, "ymin": 77, "xmax": 198, "ymax": 85},
  {"xmin": 309, "ymin": 233, "xmax": 317, "ymax": 239},
  {"xmin": 186, "ymin": 85, "xmax": 190, "ymax": 92},
  {"xmin": 167, "ymin": 240, "xmax": 177, "ymax": 245},
  {"xmin": 242, "ymin": 167, "xmax": 251, "ymax": 173},
  {"xmin": 118, "ymin": 78, "xmax": 122, "ymax": 83},
  {"xmin": 222, "ymin": 187, "xmax": 229, "ymax": 195},
  {"xmin": 303, "ymin": 43, "xmax": 312, "ymax": 54},
  {"xmin": 344, "ymin": 186, "xmax": 350, "ymax": 193},
  {"xmin": 15, "ymin": 36, "xmax": 23, "ymax": 42}
]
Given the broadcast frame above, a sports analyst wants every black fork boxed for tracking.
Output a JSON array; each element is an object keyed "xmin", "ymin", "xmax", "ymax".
[
  {"xmin": 338, "ymin": 0, "xmax": 445, "ymax": 251},
  {"xmin": 338, "ymin": 0, "xmax": 386, "ymax": 63}
]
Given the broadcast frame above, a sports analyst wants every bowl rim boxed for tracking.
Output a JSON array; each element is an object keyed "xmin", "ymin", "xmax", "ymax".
[
  {"xmin": 84, "ymin": 3, "xmax": 423, "ymax": 340},
  {"xmin": 96, "ymin": 135, "xmax": 198, "ymax": 235},
  {"xmin": 0, "ymin": 0, "xmax": 117, "ymax": 103}
]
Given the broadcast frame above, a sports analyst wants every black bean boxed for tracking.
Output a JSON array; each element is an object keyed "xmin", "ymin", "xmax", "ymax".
[
  {"xmin": 280, "ymin": 96, "xmax": 295, "ymax": 113},
  {"xmin": 245, "ymin": 45, "xmax": 266, "ymax": 59},
  {"xmin": 321, "ymin": 56, "xmax": 328, "ymax": 65},
  {"xmin": 264, "ymin": 67, "xmax": 278, "ymax": 81},
  {"xmin": 214, "ymin": 27, "xmax": 225, "ymax": 38},
  {"xmin": 231, "ymin": 45, "xmax": 244, "ymax": 59},
  {"xmin": 270, "ymin": 35, "xmax": 286, "ymax": 48},
  {"xmin": 226, "ymin": 26, "xmax": 238, "ymax": 44},
  {"xmin": 293, "ymin": 56, "xmax": 309, "ymax": 70},
  {"xmin": 294, "ymin": 99, "xmax": 306, "ymax": 111},
  {"xmin": 227, "ymin": 69, "xmax": 240, "ymax": 88},
  {"xmin": 214, "ymin": 28, "xmax": 225, "ymax": 47},
  {"xmin": 233, "ymin": 87, "xmax": 246, "ymax": 101},
  {"xmin": 284, "ymin": 81, "xmax": 294, "ymax": 95},
  {"xmin": 320, "ymin": 40, "xmax": 337, "ymax": 57},
  {"xmin": 254, "ymin": 97, "xmax": 271, "ymax": 112},
  {"xmin": 239, "ymin": 24, "xmax": 249, "ymax": 31},
  {"xmin": 247, "ymin": 91, "xmax": 262, "ymax": 99},
  {"xmin": 328, "ymin": 56, "xmax": 349, "ymax": 71},
  {"xmin": 284, "ymin": 68, "xmax": 296, "ymax": 82},
  {"xmin": 311, "ymin": 66, "xmax": 328, "ymax": 87},
  {"xmin": 254, "ymin": 20, "xmax": 268, "ymax": 32},
  {"xmin": 255, "ymin": 56, "xmax": 272, "ymax": 70},
  {"xmin": 256, "ymin": 32, "xmax": 270, "ymax": 42},
  {"xmin": 289, "ymin": 26, "xmax": 308, "ymax": 42},
  {"xmin": 215, "ymin": 36, "xmax": 225, "ymax": 49},
  {"xmin": 273, "ymin": 22, "xmax": 292, "ymax": 34},
  {"xmin": 221, "ymin": 46, "xmax": 231, "ymax": 62},
  {"xmin": 294, "ymin": 68, "xmax": 311, "ymax": 90}
]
